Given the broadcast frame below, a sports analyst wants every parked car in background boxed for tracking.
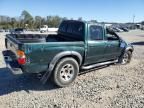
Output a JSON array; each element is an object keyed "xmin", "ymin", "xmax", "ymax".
[
  {"xmin": 5, "ymin": 29, "xmax": 9, "ymax": 32},
  {"xmin": 111, "ymin": 27, "xmax": 121, "ymax": 32},
  {"xmin": 40, "ymin": 25, "xmax": 48, "ymax": 33},
  {"xmin": 40, "ymin": 25, "xmax": 58, "ymax": 33},
  {"xmin": 0, "ymin": 29, "xmax": 5, "ymax": 32},
  {"xmin": 120, "ymin": 27, "xmax": 129, "ymax": 32},
  {"xmin": 141, "ymin": 26, "xmax": 144, "ymax": 30},
  {"xmin": 116, "ymin": 27, "xmax": 123, "ymax": 32},
  {"xmin": 10, "ymin": 28, "xmax": 25, "ymax": 34}
]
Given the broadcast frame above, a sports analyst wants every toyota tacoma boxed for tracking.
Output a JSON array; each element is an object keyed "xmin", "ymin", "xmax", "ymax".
[{"xmin": 4, "ymin": 20, "xmax": 134, "ymax": 87}]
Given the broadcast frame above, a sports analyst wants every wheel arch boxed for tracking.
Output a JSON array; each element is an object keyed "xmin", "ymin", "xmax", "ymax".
[
  {"xmin": 48, "ymin": 51, "xmax": 82, "ymax": 72},
  {"xmin": 125, "ymin": 46, "xmax": 134, "ymax": 53}
]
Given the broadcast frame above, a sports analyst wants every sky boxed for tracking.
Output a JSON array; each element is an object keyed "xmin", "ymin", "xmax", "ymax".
[{"xmin": 0, "ymin": 0, "xmax": 144, "ymax": 23}]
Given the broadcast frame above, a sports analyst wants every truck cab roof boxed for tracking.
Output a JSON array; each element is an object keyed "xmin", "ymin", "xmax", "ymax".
[
  {"xmin": 61, "ymin": 20, "xmax": 103, "ymax": 26},
  {"xmin": 58, "ymin": 20, "xmax": 105, "ymax": 41}
]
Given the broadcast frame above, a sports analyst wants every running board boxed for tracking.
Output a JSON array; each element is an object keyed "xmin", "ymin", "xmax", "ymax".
[{"xmin": 81, "ymin": 60, "xmax": 118, "ymax": 70}]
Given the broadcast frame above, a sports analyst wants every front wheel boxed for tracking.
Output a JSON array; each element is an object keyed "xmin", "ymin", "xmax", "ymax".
[
  {"xmin": 119, "ymin": 51, "xmax": 132, "ymax": 65},
  {"xmin": 52, "ymin": 58, "xmax": 79, "ymax": 87}
]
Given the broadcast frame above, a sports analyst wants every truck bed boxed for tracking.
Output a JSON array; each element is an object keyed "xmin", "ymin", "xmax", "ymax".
[
  {"xmin": 6, "ymin": 34, "xmax": 47, "ymax": 43},
  {"xmin": 6, "ymin": 33, "xmax": 84, "ymax": 44},
  {"xmin": 5, "ymin": 33, "xmax": 85, "ymax": 74}
]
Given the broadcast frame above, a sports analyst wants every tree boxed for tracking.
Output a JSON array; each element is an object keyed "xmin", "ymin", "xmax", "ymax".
[
  {"xmin": 62, "ymin": 17, "xmax": 68, "ymax": 21},
  {"xmin": 21, "ymin": 10, "xmax": 34, "ymax": 29},
  {"xmin": 0, "ymin": 11, "xmax": 65, "ymax": 29},
  {"xmin": 10, "ymin": 17, "xmax": 17, "ymax": 28},
  {"xmin": 41, "ymin": 18, "xmax": 46, "ymax": 25},
  {"xmin": 35, "ymin": 16, "xmax": 42, "ymax": 28},
  {"xmin": 51, "ymin": 16, "xmax": 62, "ymax": 27},
  {"xmin": 47, "ymin": 16, "xmax": 62, "ymax": 27}
]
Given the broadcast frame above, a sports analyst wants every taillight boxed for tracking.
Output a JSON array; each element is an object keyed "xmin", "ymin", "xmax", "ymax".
[
  {"xmin": 17, "ymin": 50, "xmax": 26, "ymax": 65},
  {"xmin": 17, "ymin": 58, "xmax": 26, "ymax": 65}
]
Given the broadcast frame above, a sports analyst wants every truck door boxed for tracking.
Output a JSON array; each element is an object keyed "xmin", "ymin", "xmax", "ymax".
[
  {"xmin": 104, "ymin": 29, "xmax": 122, "ymax": 60},
  {"xmin": 85, "ymin": 25, "xmax": 107, "ymax": 65}
]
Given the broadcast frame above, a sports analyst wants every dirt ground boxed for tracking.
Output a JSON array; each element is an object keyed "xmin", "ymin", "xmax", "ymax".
[{"xmin": 0, "ymin": 30, "xmax": 144, "ymax": 108}]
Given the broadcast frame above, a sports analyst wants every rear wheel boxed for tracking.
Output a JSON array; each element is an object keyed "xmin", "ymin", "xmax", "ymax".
[
  {"xmin": 52, "ymin": 57, "xmax": 79, "ymax": 87},
  {"xmin": 119, "ymin": 51, "xmax": 132, "ymax": 65}
]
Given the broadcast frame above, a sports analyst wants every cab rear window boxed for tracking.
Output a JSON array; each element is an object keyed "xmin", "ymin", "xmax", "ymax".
[
  {"xmin": 67, "ymin": 22, "xmax": 84, "ymax": 36},
  {"xmin": 58, "ymin": 21, "xmax": 84, "ymax": 40}
]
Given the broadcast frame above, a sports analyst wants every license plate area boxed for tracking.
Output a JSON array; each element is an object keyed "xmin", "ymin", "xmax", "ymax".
[
  {"xmin": 3, "ymin": 50, "xmax": 17, "ymax": 61},
  {"xmin": 4, "ymin": 56, "xmax": 12, "ymax": 62}
]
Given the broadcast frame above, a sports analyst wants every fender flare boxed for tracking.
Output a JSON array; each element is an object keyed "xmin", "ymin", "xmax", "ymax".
[
  {"xmin": 125, "ymin": 46, "xmax": 134, "ymax": 52},
  {"xmin": 120, "ymin": 45, "xmax": 134, "ymax": 58},
  {"xmin": 48, "ymin": 51, "xmax": 82, "ymax": 72},
  {"xmin": 41, "ymin": 51, "xmax": 82, "ymax": 83}
]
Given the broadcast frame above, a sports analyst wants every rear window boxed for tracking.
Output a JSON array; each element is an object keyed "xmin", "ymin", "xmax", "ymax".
[
  {"xmin": 58, "ymin": 21, "xmax": 84, "ymax": 40},
  {"xmin": 58, "ymin": 21, "xmax": 68, "ymax": 33},
  {"xmin": 68, "ymin": 22, "xmax": 84, "ymax": 36}
]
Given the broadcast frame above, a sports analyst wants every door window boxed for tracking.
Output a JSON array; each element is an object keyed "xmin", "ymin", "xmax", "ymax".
[{"xmin": 89, "ymin": 25, "xmax": 103, "ymax": 40}]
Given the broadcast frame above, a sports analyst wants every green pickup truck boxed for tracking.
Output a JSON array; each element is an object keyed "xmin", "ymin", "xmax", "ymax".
[{"xmin": 4, "ymin": 20, "xmax": 134, "ymax": 87}]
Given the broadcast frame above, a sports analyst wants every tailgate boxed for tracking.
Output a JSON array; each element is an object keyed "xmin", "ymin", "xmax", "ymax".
[
  {"xmin": 5, "ymin": 34, "xmax": 22, "ymax": 58},
  {"xmin": 3, "ymin": 50, "xmax": 23, "ymax": 75},
  {"xmin": 4, "ymin": 35, "xmax": 24, "ymax": 74}
]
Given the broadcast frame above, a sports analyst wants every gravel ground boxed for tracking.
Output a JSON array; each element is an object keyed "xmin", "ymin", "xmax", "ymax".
[{"xmin": 0, "ymin": 30, "xmax": 144, "ymax": 108}]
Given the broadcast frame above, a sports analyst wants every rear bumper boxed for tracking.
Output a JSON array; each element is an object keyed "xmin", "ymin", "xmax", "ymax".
[
  {"xmin": 3, "ymin": 50, "xmax": 23, "ymax": 75},
  {"xmin": 3, "ymin": 50, "xmax": 47, "ymax": 74},
  {"xmin": 6, "ymin": 60, "xmax": 23, "ymax": 75}
]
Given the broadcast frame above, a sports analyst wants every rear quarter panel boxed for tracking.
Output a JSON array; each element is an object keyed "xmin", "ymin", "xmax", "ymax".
[{"xmin": 22, "ymin": 42, "xmax": 85, "ymax": 73}]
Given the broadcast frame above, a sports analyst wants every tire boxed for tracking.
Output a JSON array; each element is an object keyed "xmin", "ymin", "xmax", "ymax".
[
  {"xmin": 119, "ymin": 51, "xmax": 132, "ymax": 65},
  {"xmin": 52, "ymin": 57, "xmax": 79, "ymax": 87}
]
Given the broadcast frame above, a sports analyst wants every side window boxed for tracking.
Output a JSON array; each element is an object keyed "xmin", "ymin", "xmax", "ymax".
[{"xmin": 89, "ymin": 25, "xmax": 103, "ymax": 40}]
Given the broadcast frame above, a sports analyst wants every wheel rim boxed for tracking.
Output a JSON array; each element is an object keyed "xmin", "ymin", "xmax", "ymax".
[
  {"xmin": 60, "ymin": 64, "xmax": 74, "ymax": 81},
  {"xmin": 122, "ymin": 53, "xmax": 129, "ymax": 64}
]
